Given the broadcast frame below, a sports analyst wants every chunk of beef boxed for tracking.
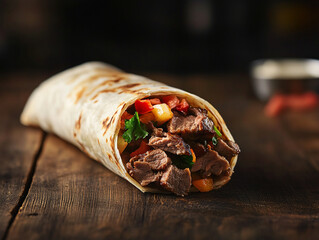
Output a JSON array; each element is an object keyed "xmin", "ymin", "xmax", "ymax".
[
  {"xmin": 160, "ymin": 165, "xmax": 191, "ymax": 196},
  {"xmin": 215, "ymin": 139, "xmax": 241, "ymax": 160},
  {"xmin": 189, "ymin": 142, "xmax": 206, "ymax": 158},
  {"xmin": 167, "ymin": 107, "xmax": 215, "ymax": 140},
  {"xmin": 127, "ymin": 161, "xmax": 161, "ymax": 186},
  {"xmin": 142, "ymin": 149, "xmax": 172, "ymax": 170},
  {"xmin": 127, "ymin": 149, "xmax": 171, "ymax": 171},
  {"xmin": 148, "ymin": 127, "xmax": 191, "ymax": 155},
  {"xmin": 126, "ymin": 149, "xmax": 171, "ymax": 186},
  {"xmin": 192, "ymin": 145, "xmax": 230, "ymax": 178}
]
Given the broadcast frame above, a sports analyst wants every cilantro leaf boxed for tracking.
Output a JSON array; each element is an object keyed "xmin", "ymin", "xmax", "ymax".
[
  {"xmin": 122, "ymin": 112, "xmax": 149, "ymax": 143},
  {"xmin": 172, "ymin": 155, "xmax": 194, "ymax": 169},
  {"xmin": 214, "ymin": 125, "xmax": 222, "ymax": 137}
]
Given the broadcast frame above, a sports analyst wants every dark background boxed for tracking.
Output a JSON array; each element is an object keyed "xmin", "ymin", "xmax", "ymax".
[{"xmin": 1, "ymin": 0, "xmax": 319, "ymax": 74}]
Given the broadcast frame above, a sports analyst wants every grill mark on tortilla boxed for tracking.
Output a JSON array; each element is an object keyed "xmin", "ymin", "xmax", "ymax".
[
  {"xmin": 107, "ymin": 153, "xmax": 112, "ymax": 160},
  {"xmin": 74, "ymin": 86, "xmax": 86, "ymax": 104},
  {"xmin": 66, "ymin": 68, "xmax": 111, "ymax": 84},
  {"xmin": 79, "ymin": 72, "xmax": 127, "ymax": 86},
  {"xmin": 102, "ymin": 117, "xmax": 110, "ymax": 129},
  {"xmin": 110, "ymin": 136, "xmax": 114, "ymax": 151},
  {"xmin": 73, "ymin": 132, "xmax": 77, "ymax": 138},
  {"xmin": 97, "ymin": 139, "xmax": 100, "ymax": 146},
  {"xmin": 93, "ymin": 100, "xmax": 98, "ymax": 103},
  {"xmin": 118, "ymin": 87, "xmax": 150, "ymax": 94},
  {"xmin": 91, "ymin": 83, "xmax": 142, "ymax": 100},
  {"xmin": 111, "ymin": 116, "xmax": 116, "ymax": 124},
  {"xmin": 115, "ymin": 159, "xmax": 120, "ymax": 168},
  {"xmin": 103, "ymin": 115, "xmax": 114, "ymax": 136},
  {"xmin": 118, "ymin": 83, "xmax": 141, "ymax": 89},
  {"xmin": 84, "ymin": 76, "xmax": 126, "ymax": 97},
  {"xmin": 120, "ymin": 103, "xmax": 126, "ymax": 111},
  {"xmin": 102, "ymin": 117, "xmax": 110, "ymax": 136},
  {"xmin": 75, "ymin": 112, "xmax": 82, "ymax": 130}
]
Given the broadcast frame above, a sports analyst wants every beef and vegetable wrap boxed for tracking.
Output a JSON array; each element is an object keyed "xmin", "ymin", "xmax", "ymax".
[{"xmin": 21, "ymin": 62, "xmax": 240, "ymax": 196}]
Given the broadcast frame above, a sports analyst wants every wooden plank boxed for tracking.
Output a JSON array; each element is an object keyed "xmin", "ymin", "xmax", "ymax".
[
  {"xmin": 0, "ymin": 75, "xmax": 44, "ymax": 239},
  {"xmin": 8, "ymin": 134, "xmax": 146, "ymax": 240},
  {"xmin": 6, "ymin": 75, "xmax": 319, "ymax": 240}
]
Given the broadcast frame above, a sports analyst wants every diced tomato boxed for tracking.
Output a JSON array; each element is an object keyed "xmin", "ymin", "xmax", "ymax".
[
  {"xmin": 161, "ymin": 95, "xmax": 180, "ymax": 109},
  {"xmin": 129, "ymin": 140, "xmax": 151, "ymax": 158},
  {"xmin": 149, "ymin": 98, "xmax": 161, "ymax": 105},
  {"xmin": 121, "ymin": 111, "xmax": 133, "ymax": 130},
  {"xmin": 139, "ymin": 112, "xmax": 155, "ymax": 124},
  {"xmin": 176, "ymin": 99, "xmax": 189, "ymax": 114},
  {"xmin": 264, "ymin": 94, "xmax": 286, "ymax": 117},
  {"xmin": 135, "ymin": 99, "xmax": 154, "ymax": 114}
]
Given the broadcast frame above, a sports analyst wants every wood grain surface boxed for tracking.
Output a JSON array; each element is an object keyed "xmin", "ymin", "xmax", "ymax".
[{"xmin": 1, "ymin": 73, "xmax": 318, "ymax": 240}]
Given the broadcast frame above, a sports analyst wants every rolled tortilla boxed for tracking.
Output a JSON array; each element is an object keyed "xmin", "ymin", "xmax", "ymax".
[{"xmin": 21, "ymin": 62, "xmax": 238, "ymax": 193}]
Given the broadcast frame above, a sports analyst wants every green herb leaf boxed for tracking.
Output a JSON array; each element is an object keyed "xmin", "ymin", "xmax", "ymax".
[
  {"xmin": 214, "ymin": 125, "xmax": 222, "ymax": 137},
  {"xmin": 122, "ymin": 112, "xmax": 149, "ymax": 143},
  {"xmin": 212, "ymin": 136, "xmax": 218, "ymax": 146},
  {"xmin": 172, "ymin": 155, "xmax": 194, "ymax": 169}
]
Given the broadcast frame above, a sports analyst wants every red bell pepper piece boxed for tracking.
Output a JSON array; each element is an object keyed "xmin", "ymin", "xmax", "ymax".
[
  {"xmin": 129, "ymin": 140, "xmax": 151, "ymax": 158},
  {"xmin": 149, "ymin": 98, "xmax": 161, "ymax": 105},
  {"xmin": 176, "ymin": 99, "xmax": 189, "ymax": 114},
  {"xmin": 161, "ymin": 95, "xmax": 180, "ymax": 109},
  {"xmin": 135, "ymin": 99, "xmax": 154, "ymax": 114}
]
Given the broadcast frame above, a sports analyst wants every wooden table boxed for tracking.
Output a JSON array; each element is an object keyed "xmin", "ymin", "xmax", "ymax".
[{"xmin": 1, "ymin": 73, "xmax": 318, "ymax": 240}]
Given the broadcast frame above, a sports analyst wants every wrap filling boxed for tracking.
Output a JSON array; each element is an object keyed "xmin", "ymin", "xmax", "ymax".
[{"xmin": 118, "ymin": 96, "xmax": 240, "ymax": 196}]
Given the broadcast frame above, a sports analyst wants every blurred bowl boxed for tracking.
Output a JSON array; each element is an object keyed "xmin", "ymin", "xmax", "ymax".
[{"xmin": 251, "ymin": 59, "xmax": 319, "ymax": 101}]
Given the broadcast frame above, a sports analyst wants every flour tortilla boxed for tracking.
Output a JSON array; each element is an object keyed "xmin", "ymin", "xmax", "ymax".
[{"xmin": 21, "ymin": 62, "xmax": 238, "ymax": 193}]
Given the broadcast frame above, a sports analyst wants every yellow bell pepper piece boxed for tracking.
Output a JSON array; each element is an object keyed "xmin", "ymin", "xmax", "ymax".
[
  {"xmin": 151, "ymin": 103, "xmax": 173, "ymax": 125},
  {"xmin": 117, "ymin": 134, "xmax": 128, "ymax": 154}
]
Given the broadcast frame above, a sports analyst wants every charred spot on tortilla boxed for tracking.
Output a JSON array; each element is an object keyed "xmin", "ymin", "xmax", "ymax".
[
  {"xmin": 118, "ymin": 88, "xmax": 151, "ymax": 95},
  {"xmin": 118, "ymin": 83, "xmax": 141, "ymax": 90},
  {"xmin": 93, "ymin": 100, "xmax": 98, "ymax": 104},
  {"xmin": 107, "ymin": 76, "xmax": 126, "ymax": 84},
  {"xmin": 111, "ymin": 117, "xmax": 116, "ymax": 124},
  {"xmin": 102, "ymin": 117, "xmax": 110, "ymax": 129},
  {"xmin": 74, "ymin": 86, "xmax": 86, "ymax": 104},
  {"xmin": 113, "ymin": 109, "xmax": 119, "ymax": 117},
  {"xmin": 110, "ymin": 136, "xmax": 115, "ymax": 151},
  {"xmin": 103, "ymin": 123, "xmax": 112, "ymax": 136},
  {"xmin": 97, "ymin": 138, "xmax": 100, "ymax": 146},
  {"xmin": 66, "ymin": 67, "xmax": 113, "ymax": 84},
  {"xmin": 84, "ymin": 76, "xmax": 126, "ymax": 97},
  {"xmin": 120, "ymin": 103, "xmax": 126, "ymax": 111},
  {"xmin": 73, "ymin": 132, "xmax": 77, "ymax": 138},
  {"xmin": 75, "ymin": 112, "xmax": 82, "ymax": 131}
]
